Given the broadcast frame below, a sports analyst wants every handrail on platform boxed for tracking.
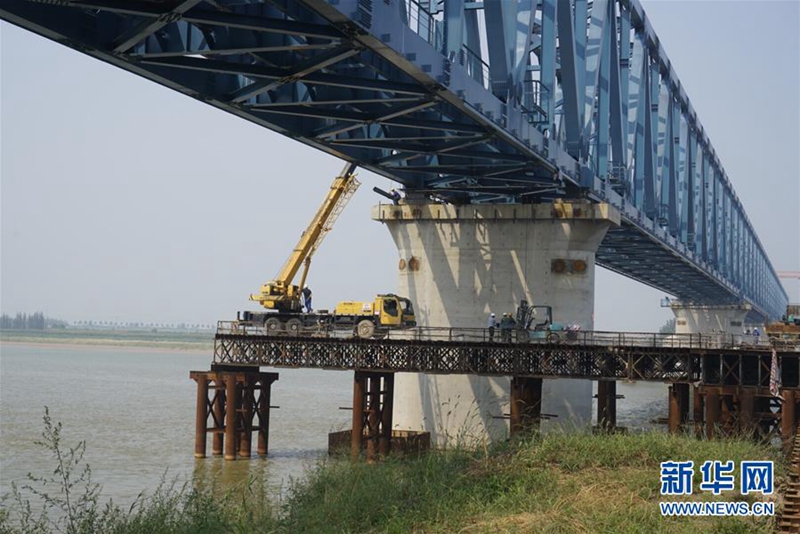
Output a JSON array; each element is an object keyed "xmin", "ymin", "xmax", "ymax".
[{"xmin": 216, "ymin": 320, "xmax": 788, "ymax": 351}]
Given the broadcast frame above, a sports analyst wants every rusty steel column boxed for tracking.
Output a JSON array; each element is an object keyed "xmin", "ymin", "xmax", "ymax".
[
  {"xmin": 510, "ymin": 377, "xmax": 542, "ymax": 436},
  {"xmin": 257, "ymin": 376, "xmax": 272, "ymax": 457},
  {"xmin": 366, "ymin": 374, "xmax": 381, "ymax": 461},
  {"xmin": 351, "ymin": 372, "xmax": 366, "ymax": 460},
  {"xmin": 693, "ymin": 386, "xmax": 704, "ymax": 439},
  {"xmin": 527, "ymin": 377, "xmax": 543, "ymax": 430},
  {"xmin": 239, "ymin": 377, "xmax": 252, "ymax": 458},
  {"xmin": 782, "ymin": 389, "xmax": 796, "ymax": 453},
  {"xmin": 677, "ymin": 383, "xmax": 690, "ymax": 427},
  {"xmin": 668, "ymin": 384, "xmax": 680, "ymax": 434},
  {"xmin": 212, "ymin": 380, "xmax": 225, "ymax": 456},
  {"xmin": 668, "ymin": 383, "xmax": 690, "ymax": 434},
  {"xmin": 509, "ymin": 377, "xmax": 522, "ymax": 435},
  {"xmin": 379, "ymin": 373, "xmax": 395, "ymax": 455},
  {"xmin": 739, "ymin": 388, "xmax": 755, "ymax": 437},
  {"xmin": 194, "ymin": 375, "xmax": 208, "ymax": 458},
  {"xmin": 597, "ymin": 380, "xmax": 617, "ymax": 430},
  {"xmin": 706, "ymin": 388, "xmax": 720, "ymax": 440},
  {"xmin": 224, "ymin": 374, "xmax": 239, "ymax": 461}
]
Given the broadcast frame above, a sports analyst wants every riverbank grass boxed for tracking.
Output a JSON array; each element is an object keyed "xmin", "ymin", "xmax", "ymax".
[
  {"xmin": 2, "ymin": 414, "xmax": 784, "ymax": 533},
  {"xmin": 283, "ymin": 431, "xmax": 782, "ymax": 533}
]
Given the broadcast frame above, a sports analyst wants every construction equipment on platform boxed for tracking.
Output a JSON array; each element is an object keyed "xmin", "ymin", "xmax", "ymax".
[
  {"xmin": 242, "ymin": 163, "xmax": 415, "ymax": 338},
  {"xmin": 766, "ymin": 304, "xmax": 800, "ymax": 349},
  {"xmin": 333, "ymin": 296, "xmax": 416, "ymax": 338},
  {"xmin": 515, "ymin": 300, "xmax": 579, "ymax": 342}
]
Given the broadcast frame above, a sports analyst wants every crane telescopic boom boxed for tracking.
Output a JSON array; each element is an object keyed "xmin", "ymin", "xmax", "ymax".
[{"xmin": 250, "ymin": 163, "xmax": 360, "ymax": 312}]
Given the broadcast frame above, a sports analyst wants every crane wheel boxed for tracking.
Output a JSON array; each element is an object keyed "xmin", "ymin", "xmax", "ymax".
[
  {"xmin": 356, "ymin": 319, "xmax": 376, "ymax": 339},
  {"xmin": 286, "ymin": 318, "xmax": 303, "ymax": 335},
  {"xmin": 264, "ymin": 317, "xmax": 282, "ymax": 334}
]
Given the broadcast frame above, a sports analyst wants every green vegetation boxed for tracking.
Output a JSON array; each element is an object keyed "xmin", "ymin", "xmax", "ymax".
[
  {"xmin": 0, "ymin": 312, "xmax": 65, "ymax": 330},
  {"xmin": 0, "ymin": 328, "xmax": 213, "ymax": 351},
  {"xmin": 1, "ymin": 410, "xmax": 784, "ymax": 534}
]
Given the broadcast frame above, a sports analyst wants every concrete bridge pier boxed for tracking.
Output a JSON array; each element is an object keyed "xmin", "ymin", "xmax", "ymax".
[
  {"xmin": 670, "ymin": 304, "xmax": 751, "ymax": 336},
  {"xmin": 372, "ymin": 201, "xmax": 619, "ymax": 445}
]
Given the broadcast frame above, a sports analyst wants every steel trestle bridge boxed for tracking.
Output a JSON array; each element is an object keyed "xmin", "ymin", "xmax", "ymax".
[
  {"xmin": 213, "ymin": 327, "xmax": 800, "ymax": 388},
  {"xmin": 1, "ymin": 0, "xmax": 788, "ymax": 319}
]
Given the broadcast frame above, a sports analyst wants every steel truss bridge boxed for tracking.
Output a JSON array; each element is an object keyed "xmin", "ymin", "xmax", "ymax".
[{"xmin": 2, "ymin": 0, "xmax": 788, "ymax": 319}]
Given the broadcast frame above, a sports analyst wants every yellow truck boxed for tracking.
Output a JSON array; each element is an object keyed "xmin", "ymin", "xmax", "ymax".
[
  {"xmin": 240, "ymin": 293, "xmax": 416, "ymax": 338},
  {"xmin": 333, "ymin": 294, "xmax": 416, "ymax": 337}
]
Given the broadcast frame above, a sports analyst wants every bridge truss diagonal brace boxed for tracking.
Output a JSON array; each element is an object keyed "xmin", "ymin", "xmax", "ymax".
[
  {"xmin": 228, "ymin": 45, "xmax": 362, "ymax": 104},
  {"xmin": 112, "ymin": 0, "xmax": 204, "ymax": 53}
]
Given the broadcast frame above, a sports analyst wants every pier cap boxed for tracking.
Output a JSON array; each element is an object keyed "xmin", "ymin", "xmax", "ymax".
[{"xmin": 372, "ymin": 201, "xmax": 621, "ymax": 224}]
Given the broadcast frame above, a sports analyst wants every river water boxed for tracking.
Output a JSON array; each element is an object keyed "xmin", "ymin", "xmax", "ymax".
[{"xmin": 0, "ymin": 342, "xmax": 668, "ymax": 508}]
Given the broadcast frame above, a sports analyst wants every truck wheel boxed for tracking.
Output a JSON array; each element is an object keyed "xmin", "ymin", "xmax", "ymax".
[
  {"xmin": 286, "ymin": 318, "xmax": 303, "ymax": 335},
  {"xmin": 547, "ymin": 332, "xmax": 560, "ymax": 343},
  {"xmin": 264, "ymin": 317, "xmax": 282, "ymax": 334},
  {"xmin": 356, "ymin": 320, "xmax": 376, "ymax": 339}
]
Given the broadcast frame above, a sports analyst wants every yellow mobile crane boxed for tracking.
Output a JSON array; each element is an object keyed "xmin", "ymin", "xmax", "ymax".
[{"xmin": 241, "ymin": 163, "xmax": 416, "ymax": 338}]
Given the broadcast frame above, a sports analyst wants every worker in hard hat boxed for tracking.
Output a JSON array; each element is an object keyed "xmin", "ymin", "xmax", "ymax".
[
  {"xmin": 500, "ymin": 313, "xmax": 516, "ymax": 342},
  {"xmin": 486, "ymin": 312, "xmax": 496, "ymax": 342}
]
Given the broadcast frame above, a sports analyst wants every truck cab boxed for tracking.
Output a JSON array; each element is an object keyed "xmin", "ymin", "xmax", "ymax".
[{"xmin": 376, "ymin": 294, "xmax": 416, "ymax": 327}]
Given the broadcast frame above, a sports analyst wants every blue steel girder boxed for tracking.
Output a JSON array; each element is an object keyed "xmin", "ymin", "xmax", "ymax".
[{"xmin": 0, "ymin": 0, "xmax": 788, "ymax": 320}]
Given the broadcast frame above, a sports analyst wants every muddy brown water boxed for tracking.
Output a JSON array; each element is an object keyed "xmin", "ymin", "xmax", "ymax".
[{"xmin": 0, "ymin": 342, "xmax": 667, "ymax": 507}]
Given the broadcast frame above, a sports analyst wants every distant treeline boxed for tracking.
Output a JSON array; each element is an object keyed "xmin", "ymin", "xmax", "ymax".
[
  {"xmin": 73, "ymin": 321, "xmax": 215, "ymax": 330},
  {"xmin": 659, "ymin": 318, "xmax": 676, "ymax": 334},
  {"xmin": 0, "ymin": 312, "xmax": 68, "ymax": 330}
]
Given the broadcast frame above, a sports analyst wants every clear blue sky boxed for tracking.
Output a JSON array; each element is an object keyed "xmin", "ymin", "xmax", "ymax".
[{"xmin": 1, "ymin": 1, "xmax": 798, "ymax": 330}]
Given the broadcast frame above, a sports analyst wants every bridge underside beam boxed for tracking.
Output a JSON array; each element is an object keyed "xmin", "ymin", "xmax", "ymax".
[
  {"xmin": 0, "ymin": 0, "xmax": 563, "ymax": 205},
  {"xmin": 597, "ymin": 221, "xmax": 746, "ymax": 308}
]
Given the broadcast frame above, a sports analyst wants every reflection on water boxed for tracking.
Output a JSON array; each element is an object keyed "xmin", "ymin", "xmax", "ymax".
[{"xmin": 0, "ymin": 343, "xmax": 668, "ymax": 508}]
